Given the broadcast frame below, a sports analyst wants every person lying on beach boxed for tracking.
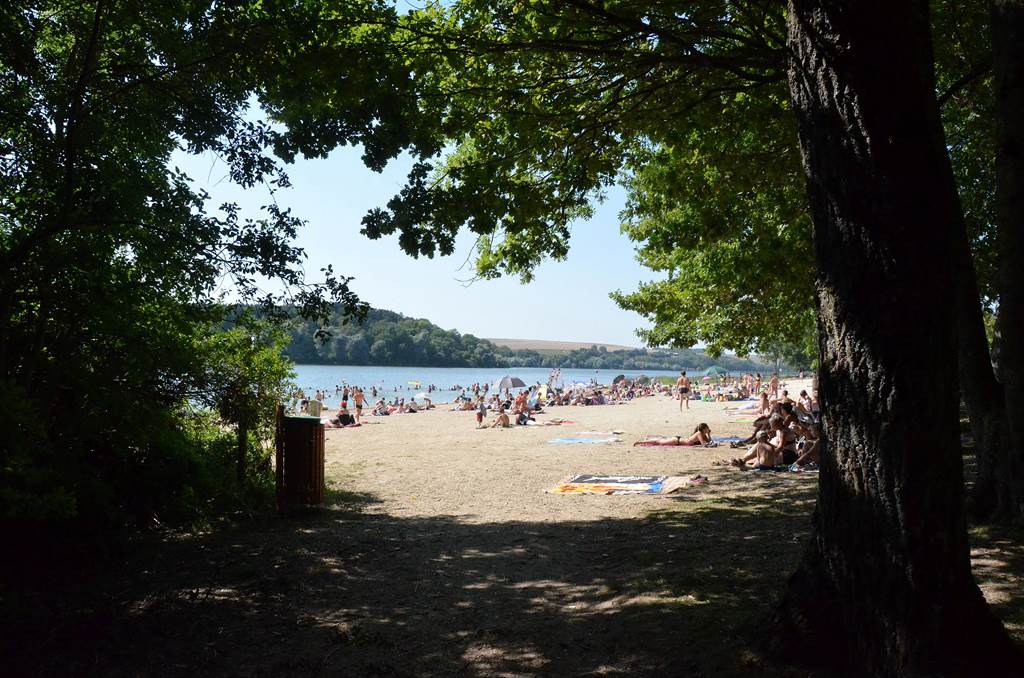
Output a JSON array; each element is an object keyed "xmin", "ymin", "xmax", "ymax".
[
  {"xmin": 489, "ymin": 408, "xmax": 511, "ymax": 428},
  {"xmin": 634, "ymin": 423, "xmax": 712, "ymax": 447}
]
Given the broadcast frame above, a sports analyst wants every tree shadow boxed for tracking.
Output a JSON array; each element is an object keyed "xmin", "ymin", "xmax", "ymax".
[
  {"xmin": 971, "ymin": 523, "xmax": 1024, "ymax": 638},
  {"xmin": 5, "ymin": 469, "xmax": 1018, "ymax": 678}
]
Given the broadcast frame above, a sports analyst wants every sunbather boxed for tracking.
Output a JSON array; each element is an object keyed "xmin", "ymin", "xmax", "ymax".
[
  {"xmin": 489, "ymin": 408, "xmax": 511, "ymax": 428},
  {"xmin": 634, "ymin": 423, "xmax": 712, "ymax": 447},
  {"xmin": 733, "ymin": 431, "xmax": 781, "ymax": 469}
]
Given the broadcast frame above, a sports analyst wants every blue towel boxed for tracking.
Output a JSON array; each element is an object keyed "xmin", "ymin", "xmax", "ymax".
[{"xmin": 715, "ymin": 436, "xmax": 745, "ymax": 443}]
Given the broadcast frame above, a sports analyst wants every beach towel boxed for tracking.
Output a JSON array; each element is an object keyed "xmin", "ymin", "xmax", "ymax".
[
  {"xmin": 532, "ymin": 419, "xmax": 574, "ymax": 426},
  {"xmin": 550, "ymin": 474, "xmax": 707, "ymax": 495},
  {"xmin": 547, "ymin": 437, "xmax": 621, "ymax": 444},
  {"xmin": 714, "ymin": 436, "xmax": 745, "ymax": 444},
  {"xmin": 751, "ymin": 464, "xmax": 788, "ymax": 473}
]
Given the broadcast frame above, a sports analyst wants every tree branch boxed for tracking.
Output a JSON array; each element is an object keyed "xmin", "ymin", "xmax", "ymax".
[{"xmin": 937, "ymin": 55, "xmax": 993, "ymax": 108}]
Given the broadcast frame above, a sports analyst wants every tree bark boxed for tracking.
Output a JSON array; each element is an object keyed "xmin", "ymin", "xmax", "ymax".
[
  {"xmin": 993, "ymin": 0, "xmax": 1024, "ymax": 521},
  {"xmin": 769, "ymin": 1, "xmax": 1023, "ymax": 673},
  {"xmin": 237, "ymin": 421, "xmax": 249, "ymax": 483},
  {"xmin": 954, "ymin": 210, "xmax": 1010, "ymax": 521}
]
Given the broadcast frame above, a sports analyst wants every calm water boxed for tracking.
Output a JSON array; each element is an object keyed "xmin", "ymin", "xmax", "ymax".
[{"xmin": 292, "ymin": 364, "xmax": 683, "ymax": 406}]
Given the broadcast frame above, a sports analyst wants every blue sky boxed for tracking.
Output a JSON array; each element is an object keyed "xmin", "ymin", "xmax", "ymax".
[{"xmin": 173, "ymin": 145, "xmax": 665, "ymax": 346}]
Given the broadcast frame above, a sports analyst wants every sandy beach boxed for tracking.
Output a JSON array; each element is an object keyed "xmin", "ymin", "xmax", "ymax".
[{"xmin": 321, "ymin": 382, "xmax": 816, "ymax": 524}]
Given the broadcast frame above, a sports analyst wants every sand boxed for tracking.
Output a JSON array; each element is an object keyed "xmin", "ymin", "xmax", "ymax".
[{"xmin": 321, "ymin": 382, "xmax": 811, "ymax": 524}]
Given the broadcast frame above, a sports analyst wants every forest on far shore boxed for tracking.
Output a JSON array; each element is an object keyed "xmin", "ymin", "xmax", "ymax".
[{"xmin": 281, "ymin": 308, "xmax": 792, "ymax": 372}]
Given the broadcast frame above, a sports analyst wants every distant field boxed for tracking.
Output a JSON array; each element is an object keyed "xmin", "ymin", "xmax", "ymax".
[{"xmin": 485, "ymin": 338, "xmax": 637, "ymax": 353}]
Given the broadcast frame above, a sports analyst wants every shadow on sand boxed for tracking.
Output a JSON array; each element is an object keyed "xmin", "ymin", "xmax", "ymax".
[{"xmin": 5, "ymin": 470, "xmax": 1020, "ymax": 677}]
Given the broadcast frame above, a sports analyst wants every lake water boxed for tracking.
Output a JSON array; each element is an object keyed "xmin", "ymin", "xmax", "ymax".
[{"xmin": 292, "ymin": 364, "xmax": 683, "ymax": 406}]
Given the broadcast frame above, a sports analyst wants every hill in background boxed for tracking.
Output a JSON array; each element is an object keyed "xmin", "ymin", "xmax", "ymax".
[{"xmin": 280, "ymin": 306, "xmax": 774, "ymax": 372}]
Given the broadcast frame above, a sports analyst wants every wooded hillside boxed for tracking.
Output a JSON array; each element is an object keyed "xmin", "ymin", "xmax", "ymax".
[{"xmin": 282, "ymin": 307, "xmax": 772, "ymax": 372}]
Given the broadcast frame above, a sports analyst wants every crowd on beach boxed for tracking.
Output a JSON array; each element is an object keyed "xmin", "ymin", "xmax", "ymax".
[
  {"xmin": 291, "ymin": 369, "xmax": 677, "ymax": 430},
  {"xmin": 292, "ymin": 369, "xmax": 822, "ymax": 472},
  {"xmin": 293, "ymin": 384, "xmax": 443, "ymax": 426},
  {"xmin": 457, "ymin": 372, "xmax": 674, "ymax": 429}
]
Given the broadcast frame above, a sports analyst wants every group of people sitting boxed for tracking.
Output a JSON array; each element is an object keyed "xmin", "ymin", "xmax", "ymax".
[
  {"xmin": 296, "ymin": 383, "xmax": 444, "ymax": 426},
  {"xmin": 480, "ymin": 406, "xmax": 541, "ymax": 429},
  {"xmin": 468, "ymin": 389, "xmax": 544, "ymax": 428},
  {"xmin": 728, "ymin": 389, "xmax": 821, "ymax": 470},
  {"xmin": 370, "ymin": 395, "xmax": 437, "ymax": 416},
  {"xmin": 548, "ymin": 379, "xmax": 666, "ymax": 406},
  {"xmin": 633, "ymin": 381, "xmax": 822, "ymax": 472},
  {"xmin": 462, "ymin": 378, "xmax": 669, "ymax": 428}
]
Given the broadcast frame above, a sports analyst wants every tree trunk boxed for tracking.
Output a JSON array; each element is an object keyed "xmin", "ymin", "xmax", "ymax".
[
  {"xmin": 769, "ymin": 1, "xmax": 1022, "ymax": 674},
  {"xmin": 954, "ymin": 209, "xmax": 1010, "ymax": 520},
  {"xmin": 993, "ymin": 0, "xmax": 1024, "ymax": 521},
  {"xmin": 237, "ymin": 421, "xmax": 249, "ymax": 483}
]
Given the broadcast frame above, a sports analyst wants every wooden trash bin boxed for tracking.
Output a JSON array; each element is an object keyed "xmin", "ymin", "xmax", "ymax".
[{"xmin": 275, "ymin": 407, "xmax": 325, "ymax": 510}]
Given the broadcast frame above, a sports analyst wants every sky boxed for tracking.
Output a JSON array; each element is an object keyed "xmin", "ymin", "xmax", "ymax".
[{"xmin": 172, "ymin": 144, "xmax": 665, "ymax": 347}]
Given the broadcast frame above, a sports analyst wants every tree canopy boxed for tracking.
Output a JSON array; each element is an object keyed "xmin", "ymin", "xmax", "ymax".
[
  {"xmin": 0, "ymin": 0, "xmax": 418, "ymax": 539},
  {"xmin": 307, "ymin": 1, "xmax": 995, "ymax": 360}
]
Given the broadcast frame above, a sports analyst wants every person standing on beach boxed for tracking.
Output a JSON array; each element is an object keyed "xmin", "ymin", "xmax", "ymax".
[
  {"xmin": 353, "ymin": 387, "xmax": 365, "ymax": 423},
  {"xmin": 769, "ymin": 373, "xmax": 780, "ymax": 399},
  {"xmin": 676, "ymin": 370, "xmax": 691, "ymax": 410},
  {"xmin": 476, "ymin": 397, "xmax": 487, "ymax": 428}
]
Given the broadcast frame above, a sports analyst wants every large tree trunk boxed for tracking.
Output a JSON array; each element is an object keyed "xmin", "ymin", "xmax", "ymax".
[
  {"xmin": 768, "ymin": 1, "xmax": 1022, "ymax": 674},
  {"xmin": 954, "ymin": 211, "xmax": 1010, "ymax": 520},
  {"xmin": 993, "ymin": 0, "xmax": 1024, "ymax": 521}
]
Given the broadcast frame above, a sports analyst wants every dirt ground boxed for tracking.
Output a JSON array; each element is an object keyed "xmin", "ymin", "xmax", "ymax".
[{"xmin": 9, "ymin": 388, "xmax": 1023, "ymax": 677}]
